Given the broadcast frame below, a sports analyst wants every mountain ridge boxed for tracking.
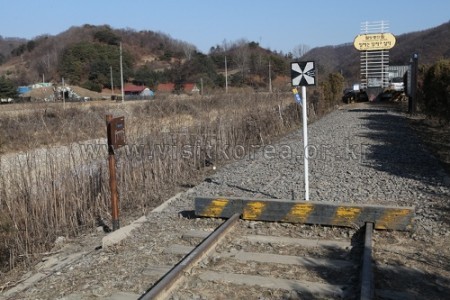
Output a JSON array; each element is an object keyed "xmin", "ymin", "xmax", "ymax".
[{"xmin": 1, "ymin": 21, "xmax": 449, "ymax": 89}]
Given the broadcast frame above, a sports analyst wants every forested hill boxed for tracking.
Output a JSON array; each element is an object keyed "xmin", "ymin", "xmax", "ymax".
[
  {"xmin": 0, "ymin": 24, "xmax": 290, "ymax": 92},
  {"xmin": 0, "ymin": 36, "xmax": 25, "ymax": 65},
  {"xmin": 0, "ymin": 25, "xmax": 206, "ymax": 88},
  {"xmin": 0, "ymin": 21, "xmax": 449, "ymax": 92}
]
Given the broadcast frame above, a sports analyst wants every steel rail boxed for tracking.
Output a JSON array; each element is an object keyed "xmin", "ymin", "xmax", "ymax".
[
  {"xmin": 139, "ymin": 213, "xmax": 240, "ymax": 300},
  {"xmin": 360, "ymin": 222, "xmax": 374, "ymax": 300}
]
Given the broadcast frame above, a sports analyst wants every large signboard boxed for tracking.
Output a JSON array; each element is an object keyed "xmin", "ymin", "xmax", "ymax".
[{"xmin": 354, "ymin": 33, "xmax": 396, "ymax": 51}]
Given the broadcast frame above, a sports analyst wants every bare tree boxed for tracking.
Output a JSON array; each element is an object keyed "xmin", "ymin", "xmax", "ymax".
[
  {"xmin": 233, "ymin": 39, "xmax": 250, "ymax": 82},
  {"xmin": 182, "ymin": 43, "xmax": 196, "ymax": 61},
  {"xmin": 292, "ymin": 44, "xmax": 311, "ymax": 59},
  {"xmin": 222, "ymin": 39, "xmax": 228, "ymax": 52}
]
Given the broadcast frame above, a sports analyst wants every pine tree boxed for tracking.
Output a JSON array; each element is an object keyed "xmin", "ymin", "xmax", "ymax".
[{"xmin": 0, "ymin": 76, "xmax": 17, "ymax": 99}]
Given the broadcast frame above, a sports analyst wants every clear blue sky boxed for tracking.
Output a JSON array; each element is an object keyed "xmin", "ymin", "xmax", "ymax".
[{"xmin": 0, "ymin": 0, "xmax": 449, "ymax": 54}]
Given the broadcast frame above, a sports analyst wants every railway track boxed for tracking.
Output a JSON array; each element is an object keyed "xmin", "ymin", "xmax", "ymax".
[
  {"xmin": 139, "ymin": 214, "xmax": 377, "ymax": 299},
  {"xmin": 5, "ymin": 102, "xmax": 446, "ymax": 300}
]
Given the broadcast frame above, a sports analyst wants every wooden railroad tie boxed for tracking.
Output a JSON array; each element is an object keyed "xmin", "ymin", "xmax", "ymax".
[{"xmin": 195, "ymin": 197, "xmax": 415, "ymax": 231}]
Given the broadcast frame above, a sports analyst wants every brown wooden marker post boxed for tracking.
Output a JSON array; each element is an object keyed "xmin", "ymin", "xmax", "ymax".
[{"xmin": 106, "ymin": 114, "xmax": 126, "ymax": 231}]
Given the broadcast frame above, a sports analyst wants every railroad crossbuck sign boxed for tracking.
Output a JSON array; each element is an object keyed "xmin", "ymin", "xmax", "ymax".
[
  {"xmin": 290, "ymin": 61, "xmax": 316, "ymax": 201},
  {"xmin": 291, "ymin": 61, "xmax": 316, "ymax": 86}
]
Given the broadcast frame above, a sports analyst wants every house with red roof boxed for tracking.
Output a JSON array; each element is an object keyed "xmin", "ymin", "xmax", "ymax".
[
  {"xmin": 156, "ymin": 83, "xmax": 200, "ymax": 94},
  {"xmin": 156, "ymin": 83, "xmax": 175, "ymax": 93},
  {"xmin": 123, "ymin": 84, "xmax": 147, "ymax": 95},
  {"xmin": 183, "ymin": 83, "xmax": 200, "ymax": 93}
]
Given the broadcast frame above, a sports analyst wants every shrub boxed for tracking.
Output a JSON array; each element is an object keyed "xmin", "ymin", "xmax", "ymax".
[{"xmin": 422, "ymin": 59, "xmax": 450, "ymax": 120}]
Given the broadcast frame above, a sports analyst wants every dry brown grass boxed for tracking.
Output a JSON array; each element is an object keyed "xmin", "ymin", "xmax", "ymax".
[{"xmin": 0, "ymin": 90, "xmax": 332, "ymax": 274}]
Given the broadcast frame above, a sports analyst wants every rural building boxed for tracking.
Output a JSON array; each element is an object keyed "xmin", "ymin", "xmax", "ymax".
[
  {"xmin": 156, "ymin": 82, "xmax": 199, "ymax": 94},
  {"xmin": 183, "ymin": 83, "xmax": 200, "ymax": 93},
  {"xmin": 17, "ymin": 86, "xmax": 31, "ymax": 95},
  {"xmin": 119, "ymin": 84, "xmax": 154, "ymax": 100},
  {"xmin": 123, "ymin": 84, "xmax": 148, "ymax": 95},
  {"xmin": 140, "ymin": 87, "xmax": 154, "ymax": 97}
]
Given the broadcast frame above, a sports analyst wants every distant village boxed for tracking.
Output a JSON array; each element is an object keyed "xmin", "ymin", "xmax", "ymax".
[{"xmin": 14, "ymin": 82, "xmax": 200, "ymax": 102}]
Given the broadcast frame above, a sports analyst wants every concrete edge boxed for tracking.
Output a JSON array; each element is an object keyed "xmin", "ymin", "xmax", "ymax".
[
  {"xmin": 151, "ymin": 191, "xmax": 185, "ymax": 212},
  {"xmin": 102, "ymin": 216, "xmax": 147, "ymax": 248},
  {"xmin": 102, "ymin": 191, "xmax": 190, "ymax": 248}
]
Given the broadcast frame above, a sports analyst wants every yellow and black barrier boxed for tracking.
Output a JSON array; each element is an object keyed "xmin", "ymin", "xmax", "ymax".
[{"xmin": 195, "ymin": 197, "xmax": 415, "ymax": 231}]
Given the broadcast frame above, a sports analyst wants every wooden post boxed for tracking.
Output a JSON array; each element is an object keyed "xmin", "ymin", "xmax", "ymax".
[{"xmin": 106, "ymin": 114, "xmax": 120, "ymax": 230}]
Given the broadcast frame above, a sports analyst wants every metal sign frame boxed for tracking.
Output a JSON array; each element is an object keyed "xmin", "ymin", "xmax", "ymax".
[{"xmin": 358, "ymin": 21, "xmax": 391, "ymax": 90}]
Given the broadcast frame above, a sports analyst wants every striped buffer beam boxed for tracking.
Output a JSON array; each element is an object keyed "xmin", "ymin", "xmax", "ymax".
[{"xmin": 195, "ymin": 197, "xmax": 415, "ymax": 231}]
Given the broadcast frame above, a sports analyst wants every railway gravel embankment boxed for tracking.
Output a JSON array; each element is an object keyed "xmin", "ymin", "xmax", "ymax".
[{"xmin": 2, "ymin": 102, "xmax": 450, "ymax": 299}]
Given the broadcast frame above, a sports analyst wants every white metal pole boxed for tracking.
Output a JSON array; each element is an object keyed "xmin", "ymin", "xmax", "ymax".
[{"xmin": 302, "ymin": 86, "xmax": 309, "ymax": 201}]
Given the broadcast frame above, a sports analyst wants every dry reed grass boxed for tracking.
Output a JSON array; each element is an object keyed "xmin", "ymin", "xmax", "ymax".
[{"xmin": 0, "ymin": 90, "xmax": 336, "ymax": 274}]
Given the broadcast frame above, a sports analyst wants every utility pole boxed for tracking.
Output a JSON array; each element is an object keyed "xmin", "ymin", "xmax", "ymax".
[
  {"xmin": 120, "ymin": 43, "xmax": 124, "ymax": 103},
  {"xmin": 110, "ymin": 66, "xmax": 114, "ymax": 98},
  {"xmin": 268, "ymin": 60, "xmax": 272, "ymax": 93},
  {"xmin": 225, "ymin": 56, "xmax": 228, "ymax": 94},
  {"xmin": 62, "ymin": 77, "xmax": 65, "ymax": 110},
  {"xmin": 200, "ymin": 78, "xmax": 204, "ymax": 96}
]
